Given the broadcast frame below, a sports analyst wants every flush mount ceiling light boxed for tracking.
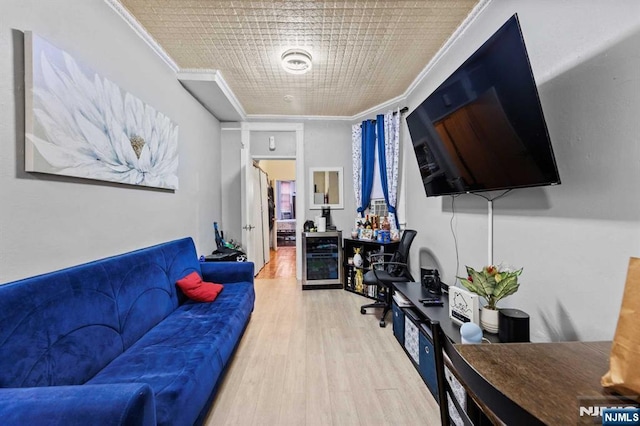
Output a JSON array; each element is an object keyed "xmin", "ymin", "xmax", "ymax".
[{"xmin": 281, "ymin": 49, "xmax": 312, "ymax": 75}]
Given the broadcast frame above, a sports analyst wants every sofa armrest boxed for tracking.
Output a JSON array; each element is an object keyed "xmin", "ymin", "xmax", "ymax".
[
  {"xmin": 0, "ymin": 383, "xmax": 156, "ymax": 426},
  {"xmin": 200, "ymin": 261, "xmax": 255, "ymax": 284}
]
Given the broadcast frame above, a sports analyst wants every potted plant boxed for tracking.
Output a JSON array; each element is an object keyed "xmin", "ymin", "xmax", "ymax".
[{"xmin": 457, "ymin": 265, "xmax": 523, "ymax": 333}]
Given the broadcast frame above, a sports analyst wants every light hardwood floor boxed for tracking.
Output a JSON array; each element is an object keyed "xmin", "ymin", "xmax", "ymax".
[
  {"xmin": 256, "ymin": 247, "xmax": 296, "ymax": 279},
  {"xmin": 203, "ymin": 275, "xmax": 441, "ymax": 425}
]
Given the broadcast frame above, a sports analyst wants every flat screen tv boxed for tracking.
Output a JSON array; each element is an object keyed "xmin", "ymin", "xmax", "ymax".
[{"xmin": 406, "ymin": 14, "xmax": 560, "ymax": 197}]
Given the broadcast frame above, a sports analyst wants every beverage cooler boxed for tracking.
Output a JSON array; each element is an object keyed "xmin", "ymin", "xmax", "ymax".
[{"xmin": 301, "ymin": 231, "xmax": 343, "ymax": 289}]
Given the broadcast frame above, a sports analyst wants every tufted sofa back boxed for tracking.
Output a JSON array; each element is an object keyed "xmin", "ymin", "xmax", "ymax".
[{"xmin": 0, "ymin": 238, "xmax": 201, "ymax": 388}]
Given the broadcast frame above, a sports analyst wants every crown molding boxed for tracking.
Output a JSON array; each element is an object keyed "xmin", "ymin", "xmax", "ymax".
[
  {"xmin": 245, "ymin": 92, "xmax": 406, "ymax": 123},
  {"xmin": 177, "ymin": 69, "xmax": 247, "ymax": 121},
  {"xmin": 350, "ymin": 93, "xmax": 407, "ymax": 122},
  {"xmin": 105, "ymin": 0, "xmax": 179, "ymax": 72},
  {"xmin": 245, "ymin": 114, "xmax": 352, "ymax": 122}
]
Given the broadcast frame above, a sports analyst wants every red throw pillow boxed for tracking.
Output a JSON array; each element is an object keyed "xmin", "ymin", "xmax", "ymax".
[{"xmin": 176, "ymin": 272, "xmax": 224, "ymax": 302}]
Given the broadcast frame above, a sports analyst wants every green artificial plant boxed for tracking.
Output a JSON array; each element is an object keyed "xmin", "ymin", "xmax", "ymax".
[{"xmin": 457, "ymin": 265, "xmax": 523, "ymax": 310}]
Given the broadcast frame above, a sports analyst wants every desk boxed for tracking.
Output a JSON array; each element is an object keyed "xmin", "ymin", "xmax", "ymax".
[
  {"xmin": 392, "ymin": 282, "xmax": 628, "ymax": 425},
  {"xmin": 457, "ymin": 341, "xmax": 617, "ymax": 425},
  {"xmin": 393, "ymin": 282, "xmax": 499, "ymax": 344}
]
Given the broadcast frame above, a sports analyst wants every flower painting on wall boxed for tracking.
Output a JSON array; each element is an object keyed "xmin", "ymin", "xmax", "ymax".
[{"xmin": 24, "ymin": 32, "xmax": 179, "ymax": 190}]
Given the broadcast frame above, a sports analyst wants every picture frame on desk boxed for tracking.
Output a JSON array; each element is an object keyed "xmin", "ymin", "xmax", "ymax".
[{"xmin": 448, "ymin": 286, "xmax": 480, "ymax": 326}]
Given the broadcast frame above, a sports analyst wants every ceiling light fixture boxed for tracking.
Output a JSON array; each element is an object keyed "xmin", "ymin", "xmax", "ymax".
[{"xmin": 281, "ymin": 49, "xmax": 312, "ymax": 75}]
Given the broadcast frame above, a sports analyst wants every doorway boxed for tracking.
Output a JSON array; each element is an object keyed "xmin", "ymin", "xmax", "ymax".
[
  {"xmin": 240, "ymin": 122, "xmax": 304, "ymax": 281},
  {"xmin": 257, "ymin": 159, "xmax": 297, "ymax": 279},
  {"xmin": 275, "ymin": 179, "xmax": 296, "ymax": 246}
]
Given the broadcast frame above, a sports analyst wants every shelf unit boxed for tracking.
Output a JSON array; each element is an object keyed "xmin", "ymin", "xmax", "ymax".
[
  {"xmin": 343, "ymin": 238, "xmax": 400, "ymax": 299},
  {"xmin": 301, "ymin": 231, "xmax": 343, "ymax": 290}
]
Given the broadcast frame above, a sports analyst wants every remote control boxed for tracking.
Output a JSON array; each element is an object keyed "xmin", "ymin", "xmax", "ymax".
[{"xmin": 420, "ymin": 297, "xmax": 443, "ymax": 306}]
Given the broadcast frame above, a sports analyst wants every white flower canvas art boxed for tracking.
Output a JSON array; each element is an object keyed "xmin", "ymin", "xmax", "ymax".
[{"xmin": 24, "ymin": 32, "xmax": 179, "ymax": 190}]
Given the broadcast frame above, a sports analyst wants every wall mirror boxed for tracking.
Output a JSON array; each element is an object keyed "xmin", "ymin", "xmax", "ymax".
[{"xmin": 309, "ymin": 167, "xmax": 344, "ymax": 209}]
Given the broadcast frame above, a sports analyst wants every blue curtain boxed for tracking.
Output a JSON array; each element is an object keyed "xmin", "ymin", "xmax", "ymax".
[
  {"xmin": 376, "ymin": 115, "xmax": 398, "ymax": 228},
  {"xmin": 358, "ymin": 120, "xmax": 376, "ymax": 216}
]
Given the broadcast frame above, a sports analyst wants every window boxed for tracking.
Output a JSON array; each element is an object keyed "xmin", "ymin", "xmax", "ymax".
[
  {"xmin": 370, "ymin": 198, "xmax": 388, "ymax": 218},
  {"xmin": 276, "ymin": 180, "xmax": 296, "ymax": 220}
]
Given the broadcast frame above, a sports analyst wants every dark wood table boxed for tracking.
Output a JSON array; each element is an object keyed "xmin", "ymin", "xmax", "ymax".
[{"xmin": 456, "ymin": 341, "xmax": 618, "ymax": 425}]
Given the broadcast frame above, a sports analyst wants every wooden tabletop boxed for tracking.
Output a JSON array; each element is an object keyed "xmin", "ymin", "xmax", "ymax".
[{"xmin": 455, "ymin": 341, "xmax": 615, "ymax": 425}]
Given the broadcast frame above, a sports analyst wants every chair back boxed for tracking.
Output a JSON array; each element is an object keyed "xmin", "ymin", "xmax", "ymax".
[{"xmin": 387, "ymin": 229, "xmax": 417, "ymax": 280}]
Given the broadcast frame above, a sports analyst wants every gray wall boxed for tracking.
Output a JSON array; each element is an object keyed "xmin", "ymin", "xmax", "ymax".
[
  {"xmin": 251, "ymin": 131, "xmax": 296, "ymax": 157},
  {"xmin": 219, "ymin": 127, "xmax": 299, "ymax": 245},
  {"xmin": 0, "ymin": 0, "xmax": 222, "ymax": 283},
  {"xmin": 220, "ymin": 120, "xmax": 357, "ymax": 244},
  {"xmin": 302, "ymin": 120, "xmax": 355, "ymax": 233},
  {"xmin": 404, "ymin": 1, "xmax": 640, "ymax": 341},
  {"xmin": 220, "ymin": 125, "xmax": 242, "ymax": 244}
]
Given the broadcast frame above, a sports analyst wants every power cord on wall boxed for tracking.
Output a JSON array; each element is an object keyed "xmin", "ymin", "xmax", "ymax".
[
  {"xmin": 450, "ymin": 189, "xmax": 512, "ymax": 285},
  {"xmin": 471, "ymin": 189, "xmax": 512, "ymax": 202},
  {"xmin": 450, "ymin": 194, "xmax": 460, "ymax": 287},
  {"xmin": 472, "ymin": 189, "xmax": 513, "ymax": 265}
]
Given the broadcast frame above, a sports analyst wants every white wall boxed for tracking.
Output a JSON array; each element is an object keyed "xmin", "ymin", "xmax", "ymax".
[
  {"xmin": 404, "ymin": 0, "xmax": 640, "ymax": 341},
  {"xmin": 0, "ymin": 0, "xmax": 222, "ymax": 283}
]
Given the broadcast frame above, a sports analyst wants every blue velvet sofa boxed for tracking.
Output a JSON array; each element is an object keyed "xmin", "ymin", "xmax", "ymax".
[{"xmin": 0, "ymin": 237, "xmax": 255, "ymax": 426}]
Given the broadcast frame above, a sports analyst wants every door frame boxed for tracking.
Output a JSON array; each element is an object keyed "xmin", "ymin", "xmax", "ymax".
[{"xmin": 240, "ymin": 122, "xmax": 305, "ymax": 281}]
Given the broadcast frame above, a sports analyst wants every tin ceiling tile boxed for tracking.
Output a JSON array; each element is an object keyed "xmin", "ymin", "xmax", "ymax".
[{"xmin": 118, "ymin": 0, "xmax": 479, "ymax": 116}]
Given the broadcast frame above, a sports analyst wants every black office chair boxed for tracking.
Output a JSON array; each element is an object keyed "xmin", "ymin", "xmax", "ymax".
[
  {"xmin": 360, "ymin": 229, "xmax": 417, "ymax": 327},
  {"xmin": 430, "ymin": 321, "xmax": 543, "ymax": 425}
]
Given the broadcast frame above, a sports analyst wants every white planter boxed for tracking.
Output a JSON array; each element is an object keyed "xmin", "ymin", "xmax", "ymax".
[{"xmin": 481, "ymin": 306, "xmax": 500, "ymax": 334}]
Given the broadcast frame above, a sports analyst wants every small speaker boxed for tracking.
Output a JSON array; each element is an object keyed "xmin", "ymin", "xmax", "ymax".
[{"xmin": 498, "ymin": 308, "xmax": 530, "ymax": 342}]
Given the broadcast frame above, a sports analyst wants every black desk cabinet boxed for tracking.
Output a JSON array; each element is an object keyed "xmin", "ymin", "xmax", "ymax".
[
  {"xmin": 391, "ymin": 282, "xmax": 499, "ymax": 404},
  {"xmin": 393, "ymin": 300, "xmax": 439, "ymax": 400},
  {"xmin": 342, "ymin": 238, "xmax": 399, "ymax": 299},
  {"xmin": 392, "ymin": 303, "xmax": 405, "ymax": 345}
]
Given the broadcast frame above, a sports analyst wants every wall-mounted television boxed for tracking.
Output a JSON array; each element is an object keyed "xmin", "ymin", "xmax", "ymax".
[{"xmin": 406, "ymin": 14, "xmax": 560, "ymax": 197}]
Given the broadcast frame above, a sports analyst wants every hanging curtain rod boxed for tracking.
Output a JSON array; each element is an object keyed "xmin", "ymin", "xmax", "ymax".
[{"xmin": 363, "ymin": 107, "xmax": 409, "ymax": 125}]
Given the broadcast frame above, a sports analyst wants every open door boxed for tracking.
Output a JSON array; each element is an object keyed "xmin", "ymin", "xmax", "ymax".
[
  {"xmin": 260, "ymin": 170, "xmax": 270, "ymax": 265},
  {"xmin": 240, "ymin": 147, "xmax": 255, "ymax": 264},
  {"xmin": 251, "ymin": 165, "xmax": 265, "ymax": 272}
]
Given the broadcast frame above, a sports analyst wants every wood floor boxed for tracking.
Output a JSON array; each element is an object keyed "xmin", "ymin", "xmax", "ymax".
[
  {"xmin": 256, "ymin": 247, "xmax": 296, "ymax": 279},
  {"xmin": 204, "ymin": 251, "xmax": 440, "ymax": 425}
]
